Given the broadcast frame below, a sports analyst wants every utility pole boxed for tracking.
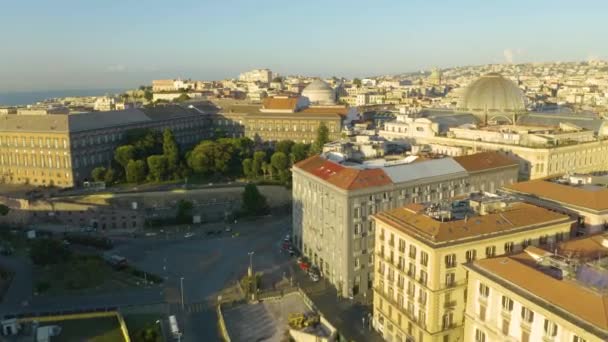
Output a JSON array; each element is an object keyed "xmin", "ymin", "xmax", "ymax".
[
  {"xmin": 180, "ymin": 277, "xmax": 185, "ymax": 311},
  {"xmin": 248, "ymin": 251, "xmax": 255, "ymax": 300}
]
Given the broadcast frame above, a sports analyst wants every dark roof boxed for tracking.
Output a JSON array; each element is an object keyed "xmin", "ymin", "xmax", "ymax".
[{"xmin": 518, "ymin": 112, "xmax": 605, "ymax": 133}]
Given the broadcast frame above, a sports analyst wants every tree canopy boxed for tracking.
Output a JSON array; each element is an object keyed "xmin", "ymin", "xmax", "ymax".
[{"xmin": 241, "ymin": 183, "xmax": 269, "ymax": 216}]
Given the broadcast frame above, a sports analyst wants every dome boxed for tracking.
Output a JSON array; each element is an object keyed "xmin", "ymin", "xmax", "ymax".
[
  {"xmin": 302, "ymin": 79, "xmax": 336, "ymax": 105},
  {"xmin": 458, "ymin": 73, "xmax": 525, "ymax": 115}
]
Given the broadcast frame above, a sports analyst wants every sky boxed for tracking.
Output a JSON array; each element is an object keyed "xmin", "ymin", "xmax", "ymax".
[{"xmin": 0, "ymin": 0, "xmax": 607, "ymax": 92}]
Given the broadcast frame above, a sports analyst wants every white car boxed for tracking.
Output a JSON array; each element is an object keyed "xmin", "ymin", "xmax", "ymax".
[
  {"xmin": 184, "ymin": 232, "xmax": 195, "ymax": 238},
  {"xmin": 309, "ymin": 273, "xmax": 320, "ymax": 282}
]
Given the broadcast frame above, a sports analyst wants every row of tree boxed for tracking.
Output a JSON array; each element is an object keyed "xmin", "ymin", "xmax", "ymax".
[{"xmin": 91, "ymin": 122, "xmax": 331, "ymax": 186}]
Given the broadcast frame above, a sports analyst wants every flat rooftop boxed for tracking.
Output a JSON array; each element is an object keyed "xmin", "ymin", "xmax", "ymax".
[
  {"xmin": 374, "ymin": 201, "xmax": 571, "ymax": 246},
  {"xmin": 505, "ymin": 178, "xmax": 608, "ymax": 211}
]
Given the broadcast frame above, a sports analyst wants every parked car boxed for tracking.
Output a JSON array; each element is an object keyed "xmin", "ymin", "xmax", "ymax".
[
  {"xmin": 225, "ymin": 227, "xmax": 232, "ymax": 232},
  {"xmin": 0, "ymin": 245, "xmax": 14, "ymax": 256},
  {"xmin": 184, "ymin": 232, "xmax": 195, "ymax": 238},
  {"xmin": 309, "ymin": 272, "xmax": 320, "ymax": 282}
]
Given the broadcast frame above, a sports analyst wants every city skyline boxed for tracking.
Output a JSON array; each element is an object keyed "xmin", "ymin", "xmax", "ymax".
[{"xmin": 1, "ymin": 0, "xmax": 607, "ymax": 92}]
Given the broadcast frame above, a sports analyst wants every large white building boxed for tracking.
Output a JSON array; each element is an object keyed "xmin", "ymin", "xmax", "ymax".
[{"xmin": 238, "ymin": 68, "xmax": 273, "ymax": 83}]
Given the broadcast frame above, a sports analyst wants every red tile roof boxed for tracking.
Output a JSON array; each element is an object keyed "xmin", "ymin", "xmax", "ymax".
[
  {"xmin": 295, "ymin": 155, "xmax": 392, "ymax": 190},
  {"xmin": 262, "ymin": 97, "xmax": 299, "ymax": 110}
]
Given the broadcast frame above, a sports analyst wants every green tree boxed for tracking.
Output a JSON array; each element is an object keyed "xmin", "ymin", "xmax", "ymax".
[
  {"xmin": 0, "ymin": 204, "xmax": 9, "ymax": 216},
  {"xmin": 242, "ymin": 158, "xmax": 253, "ymax": 179},
  {"xmin": 174, "ymin": 93, "xmax": 190, "ymax": 102},
  {"xmin": 353, "ymin": 78, "xmax": 362, "ymax": 88},
  {"xmin": 162, "ymin": 129, "xmax": 179, "ymax": 175},
  {"xmin": 312, "ymin": 123, "xmax": 330, "ymax": 154},
  {"xmin": 114, "ymin": 145, "xmax": 136, "ymax": 169},
  {"xmin": 275, "ymin": 140, "xmax": 295, "ymax": 155},
  {"xmin": 241, "ymin": 183, "xmax": 269, "ymax": 216},
  {"xmin": 176, "ymin": 199, "xmax": 193, "ymax": 224},
  {"xmin": 126, "ymin": 160, "xmax": 147, "ymax": 183},
  {"xmin": 213, "ymin": 140, "xmax": 237, "ymax": 174},
  {"xmin": 29, "ymin": 239, "xmax": 71, "ymax": 265},
  {"xmin": 252, "ymin": 151, "xmax": 266, "ymax": 178},
  {"xmin": 104, "ymin": 167, "xmax": 116, "ymax": 184},
  {"xmin": 187, "ymin": 141, "xmax": 216, "ymax": 174},
  {"xmin": 290, "ymin": 143, "xmax": 310, "ymax": 164},
  {"xmin": 147, "ymin": 155, "xmax": 168, "ymax": 182},
  {"xmin": 271, "ymin": 152, "xmax": 290, "ymax": 183},
  {"xmin": 272, "ymin": 76, "xmax": 283, "ymax": 83},
  {"xmin": 91, "ymin": 167, "xmax": 106, "ymax": 182}
]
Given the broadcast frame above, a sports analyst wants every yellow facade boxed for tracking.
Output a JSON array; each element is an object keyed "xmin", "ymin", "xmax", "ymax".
[
  {"xmin": 372, "ymin": 205, "xmax": 574, "ymax": 342},
  {"xmin": 0, "ymin": 131, "xmax": 73, "ymax": 187}
]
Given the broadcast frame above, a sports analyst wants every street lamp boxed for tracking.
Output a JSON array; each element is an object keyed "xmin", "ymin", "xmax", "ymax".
[
  {"xmin": 180, "ymin": 277, "xmax": 185, "ymax": 311},
  {"xmin": 248, "ymin": 251, "xmax": 255, "ymax": 277},
  {"xmin": 248, "ymin": 251, "xmax": 255, "ymax": 300}
]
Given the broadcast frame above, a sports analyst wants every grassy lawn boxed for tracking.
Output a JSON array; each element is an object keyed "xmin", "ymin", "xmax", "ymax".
[
  {"xmin": 46, "ymin": 316, "xmax": 125, "ymax": 342},
  {"xmin": 34, "ymin": 254, "xmax": 145, "ymax": 296},
  {"xmin": 124, "ymin": 314, "xmax": 163, "ymax": 342}
]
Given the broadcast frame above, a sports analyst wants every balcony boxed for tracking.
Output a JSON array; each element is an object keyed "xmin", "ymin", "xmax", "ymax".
[{"xmin": 443, "ymin": 300, "xmax": 457, "ymax": 309}]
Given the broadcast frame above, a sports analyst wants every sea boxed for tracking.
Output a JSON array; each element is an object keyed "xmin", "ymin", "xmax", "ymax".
[{"xmin": 0, "ymin": 89, "xmax": 126, "ymax": 106}]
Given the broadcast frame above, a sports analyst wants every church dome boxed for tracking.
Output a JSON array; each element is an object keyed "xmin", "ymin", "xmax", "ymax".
[
  {"xmin": 302, "ymin": 79, "xmax": 336, "ymax": 105},
  {"xmin": 458, "ymin": 73, "xmax": 525, "ymax": 114}
]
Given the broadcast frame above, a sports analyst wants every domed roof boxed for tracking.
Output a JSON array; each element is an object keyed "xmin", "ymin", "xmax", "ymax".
[
  {"xmin": 458, "ymin": 73, "xmax": 525, "ymax": 113},
  {"xmin": 304, "ymin": 79, "xmax": 333, "ymax": 91},
  {"xmin": 302, "ymin": 79, "xmax": 336, "ymax": 105}
]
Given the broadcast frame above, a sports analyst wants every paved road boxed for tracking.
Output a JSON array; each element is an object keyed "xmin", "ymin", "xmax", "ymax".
[{"xmin": 0, "ymin": 214, "xmax": 292, "ymax": 342}]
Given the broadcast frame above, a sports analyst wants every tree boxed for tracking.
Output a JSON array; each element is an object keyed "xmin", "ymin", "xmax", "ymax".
[
  {"xmin": 242, "ymin": 158, "xmax": 253, "ymax": 179},
  {"xmin": 271, "ymin": 152, "xmax": 290, "ymax": 183},
  {"xmin": 175, "ymin": 199, "xmax": 193, "ymax": 224},
  {"xmin": 91, "ymin": 167, "xmax": 107, "ymax": 182},
  {"xmin": 174, "ymin": 93, "xmax": 190, "ymax": 102},
  {"xmin": 213, "ymin": 140, "xmax": 236, "ymax": 174},
  {"xmin": 147, "ymin": 155, "xmax": 168, "ymax": 182},
  {"xmin": 144, "ymin": 90, "xmax": 153, "ymax": 102},
  {"xmin": 29, "ymin": 239, "xmax": 71, "ymax": 265},
  {"xmin": 272, "ymin": 76, "xmax": 283, "ymax": 83},
  {"xmin": 162, "ymin": 129, "xmax": 179, "ymax": 175},
  {"xmin": 114, "ymin": 145, "xmax": 136, "ymax": 169},
  {"xmin": 0, "ymin": 204, "xmax": 9, "ymax": 216},
  {"xmin": 312, "ymin": 123, "xmax": 330, "ymax": 154},
  {"xmin": 241, "ymin": 183, "xmax": 269, "ymax": 216},
  {"xmin": 275, "ymin": 140, "xmax": 295, "ymax": 155},
  {"xmin": 126, "ymin": 160, "xmax": 147, "ymax": 183},
  {"xmin": 353, "ymin": 78, "xmax": 362, "ymax": 88},
  {"xmin": 290, "ymin": 143, "xmax": 310, "ymax": 164},
  {"xmin": 104, "ymin": 167, "xmax": 116, "ymax": 184},
  {"xmin": 252, "ymin": 151, "xmax": 266, "ymax": 178},
  {"xmin": 187, "ymin": 141, "xmax": 216, "ymax": 174}
]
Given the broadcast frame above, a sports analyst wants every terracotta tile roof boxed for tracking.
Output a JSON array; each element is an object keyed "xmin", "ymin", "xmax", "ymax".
[
  {"xmin": 453, "ymin": 151, "xmax": 519, "ymax": 172},
  {"xmin": 262, "ymin": 97, "xmax": 299, "ymax": 110},
  {"xmin": 374, "ymin": 202, "xmax": 571, "ymax": 244},
  {"xmin": 505, "ymin": 180, "xmax": 608, "ymax": 211},
  {"xmin": 469, "ymin": 251, "xmax": 608, "ymax": 332},
  {"xmin": 294, "ymin": 155, "xmax": 392, "ymax": 190}
]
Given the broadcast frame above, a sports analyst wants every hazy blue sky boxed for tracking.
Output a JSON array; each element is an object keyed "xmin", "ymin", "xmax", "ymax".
[{"xmin": 1, "ymin": 0, "xmax": 606, "ymax": 92}]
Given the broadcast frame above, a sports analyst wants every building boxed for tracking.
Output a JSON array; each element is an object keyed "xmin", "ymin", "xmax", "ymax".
[
  {"xmin": 372, "ymin": 196, "xmax": 574, "ymax": 342},
  {"xmin": 238, "ymin": 68, "xmax": 273, "ymax": 83},
  {"xmin": 301, "ymin": 80, "xmax": 337, "ymax": 105},
  {"xmin": 463, "ymin": 233, "xmax": 608, "ymax": 342},
  {"xmin": 503, "ymin": 174, "xmax": 608, "ymax": 235},
  {"xmin": 292, "ymin": 152, "xmax": 519, "ymax": 298},
  {"xmin": 0, "ymin": 102, "xmax": 241, "ymax": 187}
]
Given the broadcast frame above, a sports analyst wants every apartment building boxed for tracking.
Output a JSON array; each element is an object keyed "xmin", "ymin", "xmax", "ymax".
[
  {"xmin": 292, "ymin": 152, "xmax": 519, "ymax": 298},
  {"xmin": 464, "ymin": 233, "xmax": 608, "ymax": 342},
  {"xmin": 372, "ymin": 196, "xmax": 574, "ymax": 342}
]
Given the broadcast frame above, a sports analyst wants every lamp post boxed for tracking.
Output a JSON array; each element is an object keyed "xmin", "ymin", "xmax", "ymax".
[
  {"xmin": 248, "ymin": 251, "xmax": 255, "ymax": 299},
  {"xmin": 248, "ymin": 251, "xmax": 254, "ymax": 277},
  {"xmin": 180, "ymin": 277, "xmax": 185, "ymax": 310}
]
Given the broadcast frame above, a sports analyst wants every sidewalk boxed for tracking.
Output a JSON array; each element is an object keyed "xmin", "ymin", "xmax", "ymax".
[{"xmin": 291, "ymin": 262, "xmax": 383, "ymax": 342}]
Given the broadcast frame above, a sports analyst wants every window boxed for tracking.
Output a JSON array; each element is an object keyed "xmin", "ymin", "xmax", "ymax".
[
  {"xmin": 354, "ymin": 258, "xmax": 360, "ymax": 269},
  {"xmin": 479, "ymin": 304, "xmax": 486, "ymax": 321},
  {"xmin": 418, "ymin": 289, "xmax": 427, "ymax": 305},
  {"xmin": 502, "ymin": 318, "xmax": 510, "ymax": 335},
  {"xmin": 354, "ymin": 207, "xmax": 361, "ymax": 219},
  {"xmin": 398, "ymin": 238, "xmax": 405, "ymax": 252},
  {"xmin": 445, "ymin": 254, "xmax": 456, "ymax": 268},
  {"xmin": 521, "ymin": 306, "xmax": 534, "ymax": 323},
  {"xmin": 479, "ymin": 283, "xmax": 490, "ymax": 297},
  {"xmin": 475, "ymin": 329, "xmax": 486, "ymax": 342},
  {"xmin": 420, "ymin": 251, "xmax": 428, "ymax": 266},
  {"xmin": 573, "ymin": 336, "xmax": 587, "ymax": 342},
  {"xmin": 522, "ymin": 238, "xmax": 532, "ymax": 248},
  {"xmin": 409, "ymin": 245, "xmax": 416, "ymax": 259},
  {"xmin": 354, "ymin": 223, "xmax": 361, "ymax": 235},
  {"xmin": 521, "ymin": 331, "xmax": 530, "ymax": 342},
  {"xmin": 485, "ymin": 246, "xmax": 496, "ymax": 257},
  {"xmin": 466, "ymin": 249, "xmax": 477, "ymax": 262},
  {"xmin": 408, "ymin": 263, "xmax": 416, "ymax": 277},
  {"xmin": 445, "ymin": 272, "xmax": 455, "ymax": 287},
  {"xmin": 419, "ymin": 270, "xmax": 427, "ymax": 286},
  {"xmin": 504, "ymin": 242, "xmax": 514, "ymax": 253},
  {"xmin": 543, "ymin": 319, "xmax": 558, "ymax": 337},
  {"xmin": 501, "ymin": 296, "xmax": 514, "ymax": 311},
  {"xmin": 442, "ymin": 312, "xmax": 453, "ymax": 329}
]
